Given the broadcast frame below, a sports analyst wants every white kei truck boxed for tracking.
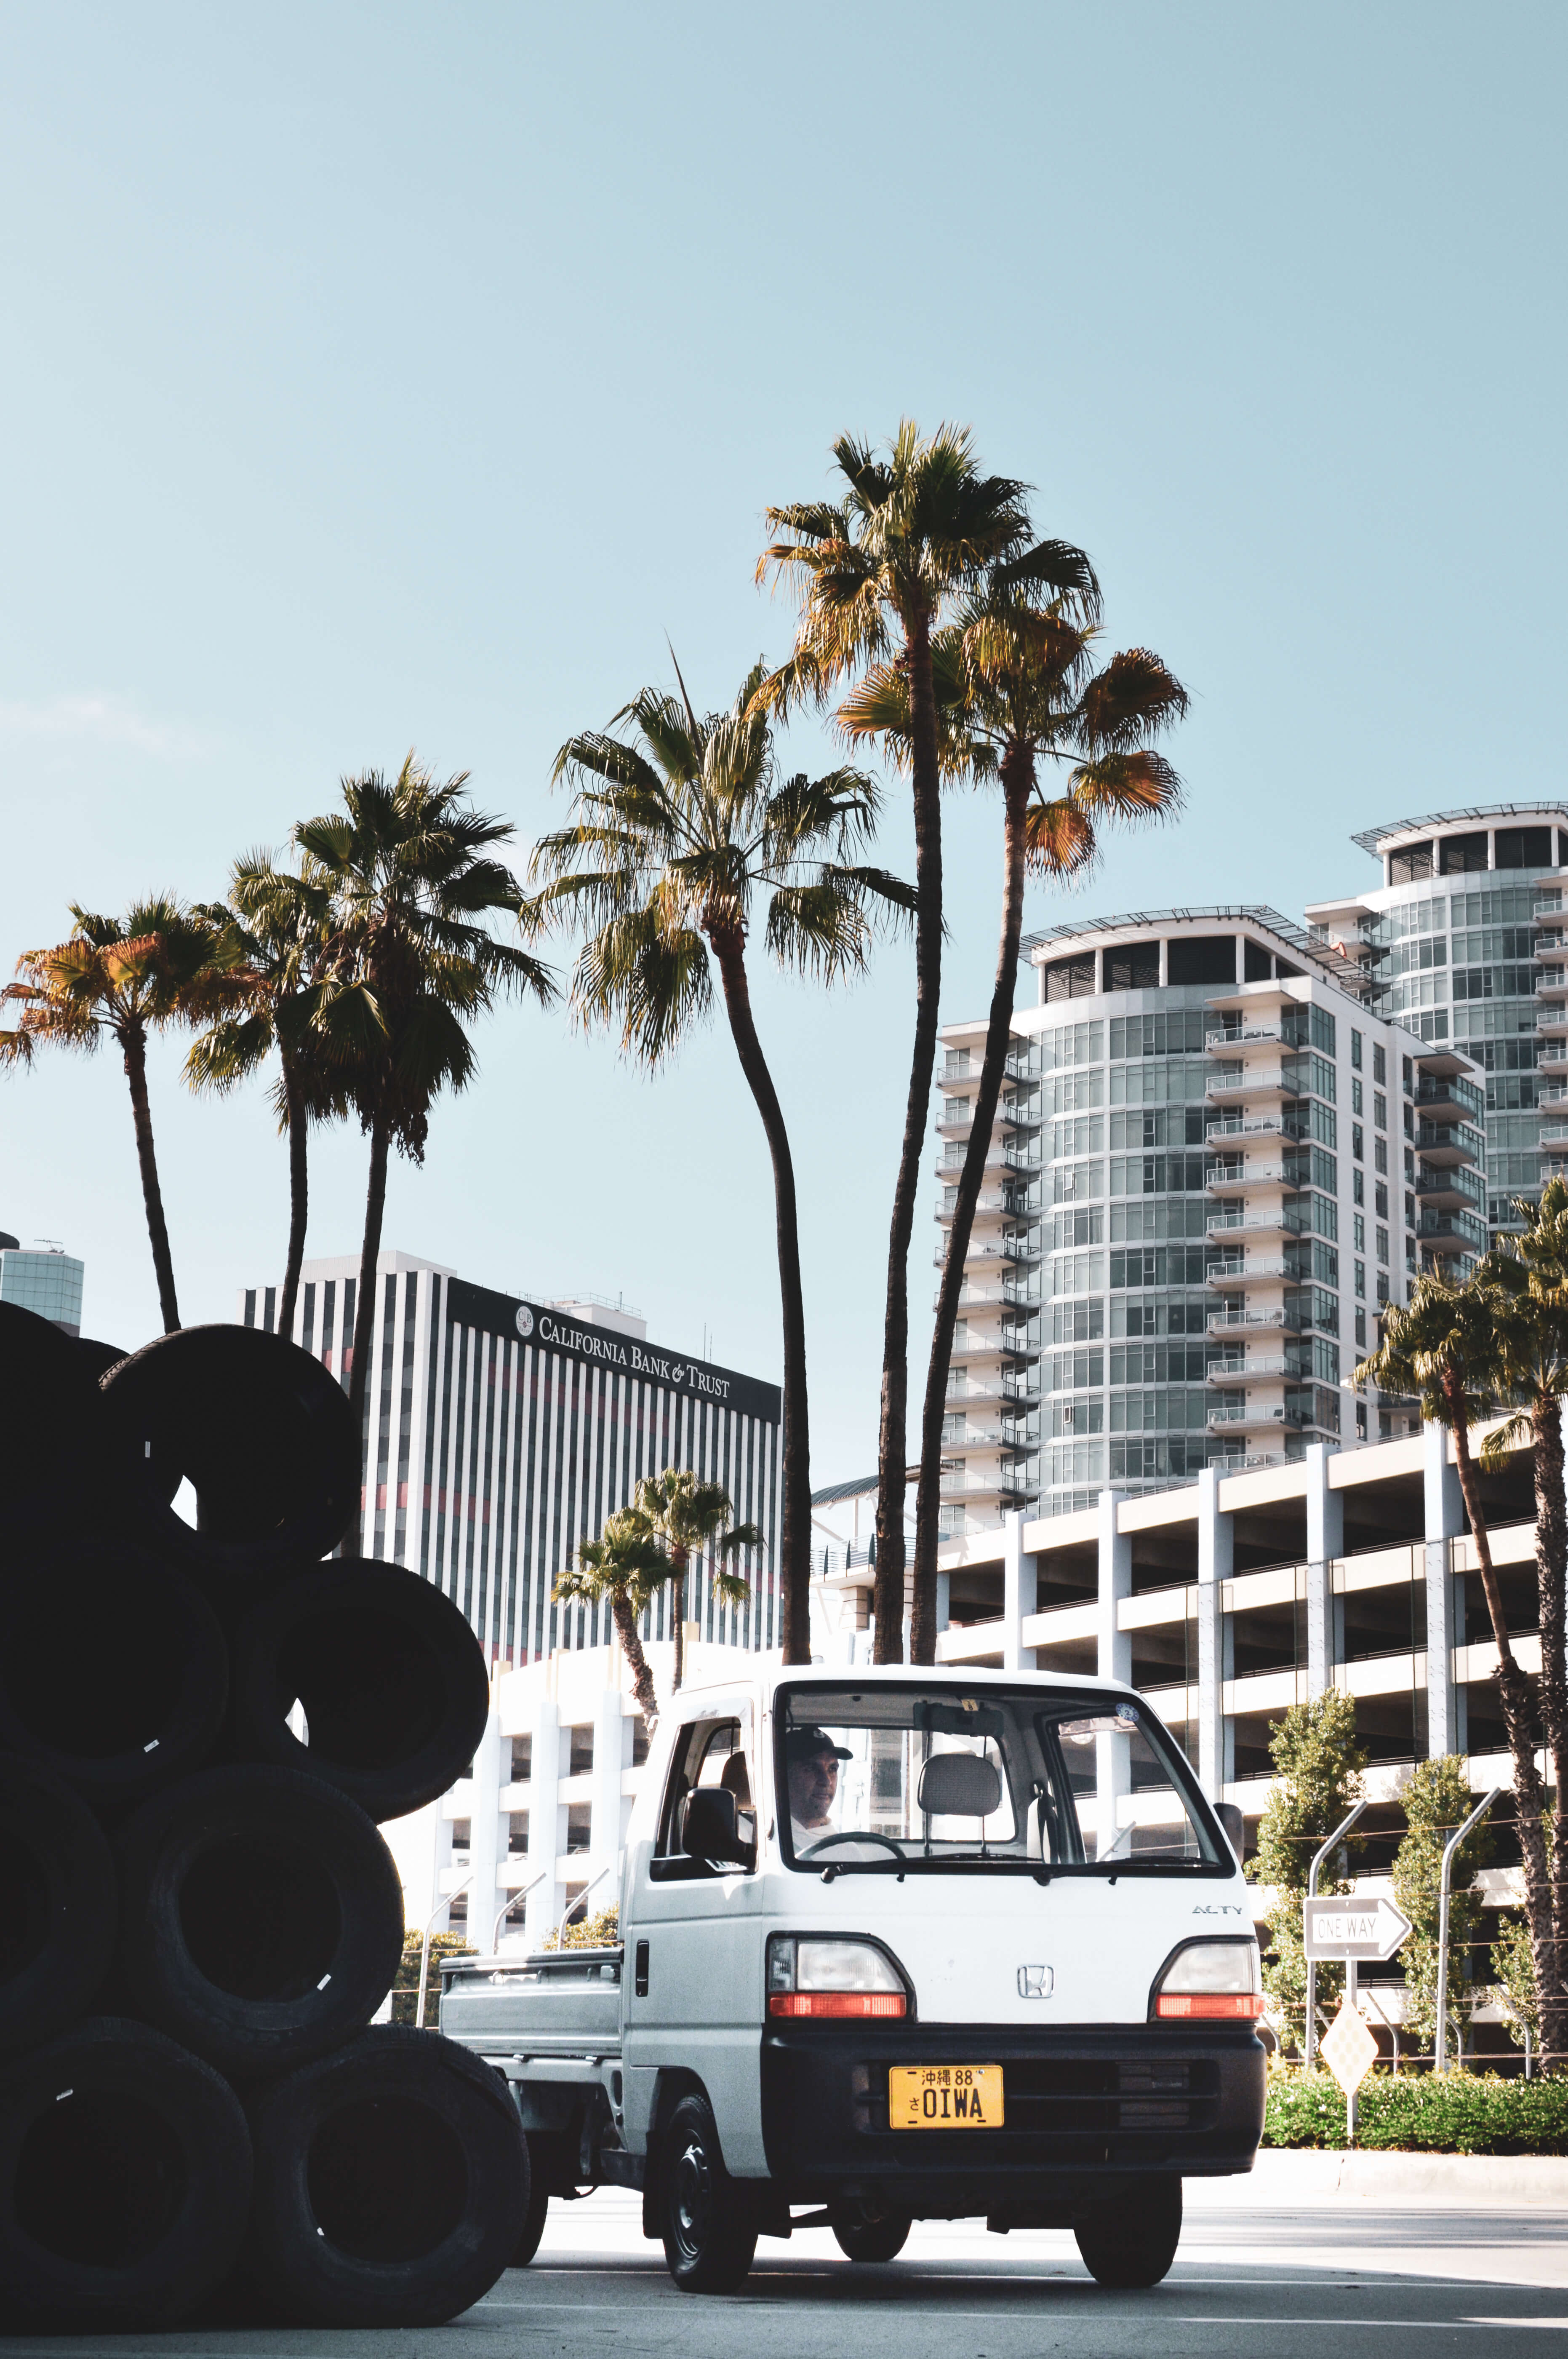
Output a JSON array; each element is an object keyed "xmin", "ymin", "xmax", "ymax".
[{"xmin": 439, "ymin": 1664, "xmax": 1266, "ymax": 2295}]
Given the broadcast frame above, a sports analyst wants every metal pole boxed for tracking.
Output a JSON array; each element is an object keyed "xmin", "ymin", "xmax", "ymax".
[
  {"xmin": 1306, "ymin": 1799, "xmax": 1367, "ymax": 2069},
  {"xmin": 1525, "ymin": 2023, "xmax": 1533, "ymax": 2081},
  {"xmin": 1435, "ymin": 1785, "xmax": 1502, "ymax": 2074},
  {"xmin": 1346, "ymin": 1956, "xmax": 1358, "ymax": 2145},
  {"xmin": 492, "ymin": 1870, "xmax": 548, "ymax": 1953},
  {"xmin": 416, "ymin": 1871, "xmax": 472, "ymax": 2031},
  {"xmin": 559, "ymin": 1862, "xmax": 612, "ymax": 1933}
]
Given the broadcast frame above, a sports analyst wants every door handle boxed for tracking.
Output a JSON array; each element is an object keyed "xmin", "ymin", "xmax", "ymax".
[{"xmin": 635, "ymin": 1938, "xmax": 650, "ymax": 1997}]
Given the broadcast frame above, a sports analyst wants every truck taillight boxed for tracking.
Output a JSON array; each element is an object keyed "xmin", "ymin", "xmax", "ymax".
[
  {"xmin": 1152, "ymin": 1938, "xmax": 1264, "ymax": 2021},
  {"xmin": 766, "ymin": 1935, "xmax": 909, "ymax": 2019}
]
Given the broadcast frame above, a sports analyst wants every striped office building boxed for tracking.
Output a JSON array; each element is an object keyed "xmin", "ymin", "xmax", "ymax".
[{"xmin": 240, "ymin": 1251, "xmax": 783, "ymax": 1666}]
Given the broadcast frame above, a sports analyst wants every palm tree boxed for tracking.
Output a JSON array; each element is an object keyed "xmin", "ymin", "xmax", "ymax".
[
  {"xmin": 760, "ymin": 421, "xmax": 1096, "ymax": 1661},
  {"xmin": 843, "ymin": 593, "xmax": 1187, "ymax": 1658},
  {"xmin": 0, "ymin": 898, "xmax": 237, "ymax": 1331},
  {"xmin": 187, "ymin": 855, "xmax": 361, "ymax": 1339},
  {"xmin": 631, "ymin": 1467, "xmax": 761, "ymax": 1693},
  {"xmin": 532, "ymin": 660, "xmax": 912, "ymax": 1664},
  {"xmin": 1357, "ymin": 1274, "xmax": 1565, "ymax": 2062},
  {"xmin": 553, "ymin": 1508, "xmax": 670, "ymax": 1721},
  {"xmin": 296, "ymin": 756, "xmax": 556, "ymax": 1534}
]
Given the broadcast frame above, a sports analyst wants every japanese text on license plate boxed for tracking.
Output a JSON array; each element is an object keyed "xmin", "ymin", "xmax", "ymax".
[{"xmin": 889, "ymin": 2065, "xmax": 1003, "ymax": 2128}]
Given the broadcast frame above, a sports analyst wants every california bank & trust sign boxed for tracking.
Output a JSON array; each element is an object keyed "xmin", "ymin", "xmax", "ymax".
[{"xmin": 515, "ymin": 1304, "xmax": 736, "ymax": 1403}]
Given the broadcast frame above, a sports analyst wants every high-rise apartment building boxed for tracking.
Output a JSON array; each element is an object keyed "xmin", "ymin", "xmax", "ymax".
[
  {"xmin": 0, "ymin": 1234, "xmax": 84, "ymax": 1336},
  {"xmin": 937, "ymin": 908, "xmax": 1483, "ymax": 1531},
  {"xmin": 1307, "ymin": 802, "xmax": 1568, "ymax": 1235},
  {"xmin": 241, "ymin": 1251, "xmax": 782, "ymax": 1665}
]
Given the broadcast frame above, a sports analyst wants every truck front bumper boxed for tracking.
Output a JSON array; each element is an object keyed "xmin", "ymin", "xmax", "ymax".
[{"xmin": 759, "ymin": 2020, "xmax": 1264, "ymax": 2210}]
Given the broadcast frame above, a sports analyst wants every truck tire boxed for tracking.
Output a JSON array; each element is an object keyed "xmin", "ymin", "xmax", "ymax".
[
  {"xmin": 0, "ymin": 2017, "xmax": 252, "ymax": 2330},
  {"xmin": 0, "ymin": 1545, "xmax": 228, "ymax": 1811},
  {"xmin": 511, "ymin": 2171, "xmax": 549, "ymax": 2267},
  {"xmin": 114, "ymin": 1764, "xmax": 404, "ymax": 2078},
  {"xmin": 0, "ymin": 1761, "xmax": 117, "ymax": 2054},
  {"xmin": 228, "ymin": 1560, "xmax": 491, "ymax": 1821},
  {"xmin": 659, "ymin": 2090, "xmax": 757, "ymax": 2295},
  {"xmin": 244, "ymin": 2026, "xmax": 528, "ymax": 2325},
  {"xmin": 0, "ymin": 1298, "xmax": 110, "ymax": 1544},
  {"xmin": 1074, "ymin": 2175, "xmax": 1182, "ymax": 2288},
  {"xmin": 101, "ymin": 1324, "xmax": 359, "ymax": 1579},
  {"xmin": 832, "ymin": 2202, "xmax": 911, "ymax": 2263}
]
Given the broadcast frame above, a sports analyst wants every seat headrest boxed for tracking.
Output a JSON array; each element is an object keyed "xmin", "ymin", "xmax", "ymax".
[
  {"xmin": 719, "ymin": 1753, "xmax": 752, "ymax": 1806},
  {"xmin": 917, "ymin": 1749, "xmax": 1003, "ymax": 1819}
]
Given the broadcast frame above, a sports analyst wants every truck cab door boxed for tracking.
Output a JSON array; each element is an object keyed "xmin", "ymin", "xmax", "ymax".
[{"xmin": 623, "ymin": 1699, "xmax": 767, "ymax": 2175}]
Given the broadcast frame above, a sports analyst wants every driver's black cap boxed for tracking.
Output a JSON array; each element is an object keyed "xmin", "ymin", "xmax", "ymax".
[{"xmin": 786, "ymin": 1724, "xmax": 852, "ymax": 1761}]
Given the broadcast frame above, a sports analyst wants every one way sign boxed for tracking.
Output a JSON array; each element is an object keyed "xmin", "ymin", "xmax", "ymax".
[{"xmin": 1302, "ymin": 1895, "xmax": 1413, "ymax": 1963}]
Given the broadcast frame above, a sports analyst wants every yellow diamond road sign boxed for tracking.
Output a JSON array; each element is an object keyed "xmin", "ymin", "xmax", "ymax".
[{"xmin": 1319, "ymin": 1998, "xmax": 1379, "ymax": 2097}]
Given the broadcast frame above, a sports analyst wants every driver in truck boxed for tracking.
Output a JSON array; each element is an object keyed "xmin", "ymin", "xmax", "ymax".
[{"xmin": 786, "ymin": 1725, "xmax": 851, "ymax": 1851}]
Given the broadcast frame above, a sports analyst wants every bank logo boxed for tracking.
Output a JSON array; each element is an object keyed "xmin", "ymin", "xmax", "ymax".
[{"xmin": 515, "ymin": 1306, "xmax": 534, "ymax": 1338}]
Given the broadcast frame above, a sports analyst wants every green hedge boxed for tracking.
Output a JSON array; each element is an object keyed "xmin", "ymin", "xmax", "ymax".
[{"xmin": 1264, "ymin": 2068, "xmax": 1568, "ymax": 2155}]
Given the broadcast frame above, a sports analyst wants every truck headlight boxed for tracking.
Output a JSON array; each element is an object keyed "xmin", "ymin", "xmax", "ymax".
[
  {"xmin": 766, "ymin": 1934, "xmax": 908, "ymax": 2018},
  {"xmin": 1151, "ymin": 1938, "xmax": 1264, "ymax": 2020}
]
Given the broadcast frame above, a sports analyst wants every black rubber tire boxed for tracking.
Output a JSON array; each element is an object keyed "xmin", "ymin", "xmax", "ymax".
[
  {"xmin": 101, "ymin": 1322, "xmax": 360, "ymax": 1579},
  {"xmin": 0, "ymin": 2016, "xmax": 252, "ymax": 2330},
  {"xmin": 0, "ymin": 1544, "xmax": 228, "ymax": 1811},
  {"xmin": 0, "ymin": 1298, "xmax": 112, "ymax": 1546},
  {"xmin": 76, "ymin": 1334, "xmax": 131, "ymax": 1384},
  {"xmin": 244, "ymin": 2025, "xmax": 528, "ymax": 2326},
  {"xmin": 511, "ymin": 2164, "xmax": 550, "ymax": 2267},
  {"xmin": 114, "ymin": 1763, "xmax": 404, "ymax": 2079},
  {"xmin": 832, "ymin": 2202, "xmax": 912, "ymax": 2263},
  {"xmin": 1074, "ymin": 2174, "xmax": 1183, "ymax": 2288},
  {"xmin": 659, "ymin": 2090, "xmax": 757, "ymax": 2295},
  {"xmin": 0, "ymin": 1760, "xmax": 117, "ymax": 2055},
  {"xmin": 228, "ymin": 1559, "xmax": 491, "ymax": 1821}
]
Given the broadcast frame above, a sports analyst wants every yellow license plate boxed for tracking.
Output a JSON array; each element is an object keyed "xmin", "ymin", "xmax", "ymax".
[{"xmin": 889, "ymin": 2065, "xmax": 1003, "ymax": 2129}]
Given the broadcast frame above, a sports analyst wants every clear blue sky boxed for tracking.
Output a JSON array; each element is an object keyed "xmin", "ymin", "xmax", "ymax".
[{"xmin": 2, "ymin": 2, "xmax": 1563, "ymax": 1483}]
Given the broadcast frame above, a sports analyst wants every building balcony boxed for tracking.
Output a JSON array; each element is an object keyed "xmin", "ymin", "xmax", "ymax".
[
  {"xmin": 1205, "ymin": 1159, "xmax": 1302, "ymax": 1196},
  {"xmin": 1210, "ymin": 1448, "xmax": 1290, "ymax": 1473},
  {"xmin": 1413, "ymin": 1119, "xmax": 1485, "ymax": 1165},
  {"xmin": 1206, "ymin": 1257, "xmax": 1290, "ymax": 1287},
  {"xmin": 1208, "ymin": 1304, "xmax": 1305, "ymax": 1338},
  {"xmin": 1208, "ymin": 1354, "xmax": 1294, "ymax": 1386},
  {"xmin": 1206, "ymin": 1206, "xmax": 1309, "ymax": 1242},
  {"xmin": 1205, "ymin": 1113, "xmax": 1298, "ymax": 1146},
  {"xmin": 948, "ymin": 1332, "xmax": 1028, "ymax": 1365},
  {"xmin": 1204, "ymin": 1023, "xmax": 1284, "ymax": 1052},
  {"xmin": 935, "ymin": 1239, "xmax": 1030, "ymax": 1274},
  {"xmin": 1414, "ymin": 1165, "xmax": 1487, "ymax": 1213},
  {"xmin": 1538, "ymin": 1041, "xmax": 1568, "ymax": 1076},
  {"xmin": 1412, "ymin": 1073, "xmax": 1486, "ymax": 1124},
  {"xmin": 1204, "ymin": 1067, "xmax": 1300, "ymax": 1104},
  {"xmin": 1537, "ymin": 1009, "xmax": 1568, "ymax": 1040},
  {"xmin": 1416, "ymin": 1210, "xmax": 1488, "ymax": 1256},
  {"xmin": 1207, "ymin": 1403, "xmax": 1307, "ymax": 1436},
  {"xmin": 1539, "ymin": 1125, "xmax": 1568, "ymax": 1152},
  {"xmin": 938, "ymin": 1469, "xmax": 1035, "ymax": 1505},
  {"xmin": 1536, "ymin": 973, "xmax": 1568, "ymax": 1002},
  {"xmin": 944, "ymin": 1278, "xmax": 1041, "ymax": 1314}
]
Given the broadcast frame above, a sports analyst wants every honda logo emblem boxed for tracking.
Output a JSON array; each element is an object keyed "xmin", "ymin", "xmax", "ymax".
[{"xmin": 1017, "ymin": 1964, "xmax": 1053, "ymax": 1999}]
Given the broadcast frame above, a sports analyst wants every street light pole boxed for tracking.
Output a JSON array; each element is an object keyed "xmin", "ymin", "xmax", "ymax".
[
  {"xmin": 1305, "ymin": 1798, "xmax": 1367, "ymax": 2070},
  {"xmin": 1435, "ymin": 1786, "xmax": 1502, "ymax": 2073}
]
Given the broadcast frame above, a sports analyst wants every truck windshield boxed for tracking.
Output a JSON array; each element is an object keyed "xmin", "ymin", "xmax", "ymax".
[{"xmin": 776, "ymin": 1683, "xmax": 1226, "ymax": 1875}]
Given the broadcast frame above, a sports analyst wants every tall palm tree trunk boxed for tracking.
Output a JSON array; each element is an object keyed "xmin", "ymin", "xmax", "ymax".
[
  {"xmin": 1531, "ymin": 1396, "xmax": 1568, "ymax": 2022},
  {"xmin": 1448, "ymin": 1378, "xmax": 1563, "ymax": 2059},
  {"xmin": 345, "ymin": 1116, "xmax": 390, "ymax": 1558},
  {"xmin": 911, "ymin": 753, "xmax": 1033, "ymax": 1662},
  {"xmin": 120, "ymin": 1020, "xmax": 181, "ymax": 1334},
  {"xmin": 277, "ymin": 1052, "xmax": 309, "ymax": 1342},
  {"xmin": 875, "ymin": 608, "xmax": 943, "ymax": 1665},
  {"xmin": 709, "ymin": 931, "xmax": 810, "ymax": 1664},
  {"xmin": 609, "ymin": 1588, "xmax": 660, "ymax": 1720},
  {"xmin": 671, "ymin": 1550, "xmax": 688, "ymax": 1692}
]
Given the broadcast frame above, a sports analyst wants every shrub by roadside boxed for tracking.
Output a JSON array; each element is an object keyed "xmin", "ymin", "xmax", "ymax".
[{"xmin": 1263, "ymin": 2067, "xmax": 1568, "ymax": 2155}]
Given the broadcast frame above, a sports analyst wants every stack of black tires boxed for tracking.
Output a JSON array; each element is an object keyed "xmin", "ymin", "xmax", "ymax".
[{"xmin": 0, "ymin": 1304, "xmax": 528, "ymax": 2332}]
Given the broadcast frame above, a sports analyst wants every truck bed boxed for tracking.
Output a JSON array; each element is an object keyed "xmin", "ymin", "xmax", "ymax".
[{"xmin": 440, "ymin": 1945, "xmax": 624, "ymax": 2059}]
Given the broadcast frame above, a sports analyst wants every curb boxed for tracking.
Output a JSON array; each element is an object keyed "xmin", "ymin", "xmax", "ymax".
[{"xmin": 1222, "ymin": 2145, "xmax": 1568, "ymax": 2201}]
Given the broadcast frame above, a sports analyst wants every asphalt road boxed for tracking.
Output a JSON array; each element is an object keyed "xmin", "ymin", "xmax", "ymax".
[{"xmin": 7, "ymin": 2181, "xmax": 1568, "ymax": 2359}]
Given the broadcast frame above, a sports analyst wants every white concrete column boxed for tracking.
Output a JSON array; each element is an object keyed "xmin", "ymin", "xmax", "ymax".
[
  {"xmin": 1424, "ymin": 1418, "xmax": 1464, "ymax": 1757},
  {"xmin": 466, "ymin": 1686, "xmax": 503, "ymax": 1951},
  {"xmin": 526, "ymin": 1694, "xmax": 561, "ymax": 1941},
  {"xmin": 1095, "ymin": 1490, "xmax": 1131, "ymax": 1858},
  {"xmin": 592, "ymin": 1682, "xmax": 627, "ymax": 1917},
  {"xmin": 1196, "ymin": 1465, "xmax": 1232, "ymax": 1800},
  {"xmin": 1304, "ymin": 1441, "xmax": 1342, "ymax": 1699},
  {"xmin": 1002, "ymin": 1511, "xmax": 1036, "ymax": 1670}
]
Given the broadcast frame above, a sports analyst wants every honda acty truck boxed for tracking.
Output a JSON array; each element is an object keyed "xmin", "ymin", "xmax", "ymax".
[{"xmin": 440, "ymin": 1665, "xmax": 1266, "ymax": 2293}]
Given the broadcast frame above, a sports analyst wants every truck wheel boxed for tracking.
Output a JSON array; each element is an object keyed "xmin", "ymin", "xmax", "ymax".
[
  {"xmin": 511, "ymin": 2176, "xmax": 549, "ymax": 2267},
  {"xmin": 832, "ymin": 2202, "xmax": 911, "ymax": 2263},
  {"xmin": 659, "ymin": 2092, "xmax": 757, "ymax": 2295},
  {"xmin": 1074, "ymin": 2175, "xmax": 1182, "ymax": 2288}
]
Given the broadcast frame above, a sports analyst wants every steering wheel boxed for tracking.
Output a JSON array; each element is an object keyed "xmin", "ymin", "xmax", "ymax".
[{"xmin": 797, "ymin": 1830, "xmax": 906, "ymax": 1861}]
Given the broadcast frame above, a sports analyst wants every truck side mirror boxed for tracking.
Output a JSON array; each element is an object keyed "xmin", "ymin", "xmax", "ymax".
[
  {"xmin": 1214, "ymin": 1802, "xmax": 1245, "ymax": 1858},
  {"xmin": 682, "ymin": 1785, "xmax": 752, "ymax": 1867}
]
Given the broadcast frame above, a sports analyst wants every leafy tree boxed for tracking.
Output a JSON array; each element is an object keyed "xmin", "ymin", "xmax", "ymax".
[
  {"xmin": 533, "ymin": 662, "xmax": 909, "ymax": 1663},
  {"xmin": 1357, "ymin": 1273, "xmax": 1564, "ymax": 2063},
  {"xmin": 1491, "ymin": 1911, "xmax": 1541, "ymax": 2055},
  {"xmin": 295, "ymin": 757, "xmax": 555, "ymax": 1520},
  {"xmin": 759, "ymin": 423, "xmax": 1086, "ymax": 1661},
  {"xmin": 1, "ymin": 898, "xmax": 238, "ymax": 1331},
  {"xmin": 553, "ymin": 1509, "xmax": 670, "ymax": 1721},
  {"xmin": 1246, "ymin": 1689, "xmax": 1367, "ymax": 2052},
  {"xmin": 546, "ymin": 1903, "xmax": 620, "ymax": 1952},
  {"xmin": 631, "ymin": 1467, "xmax": 761, "ymax": 1693},
  {"xmin": 843, "ymin": 589, "xmax": 1185, "ymax": 1639},
  {"xmin": 1392, "ymin": 1754, "xmax": 1496, "ymax": 2052},
  {"xmin": 187, "ymin": 855, "xmax": 363, "ymax": 1338},
  {"xmin": 392, "ymin": 1929, "xmax": 472, "ymax": 2027}
]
